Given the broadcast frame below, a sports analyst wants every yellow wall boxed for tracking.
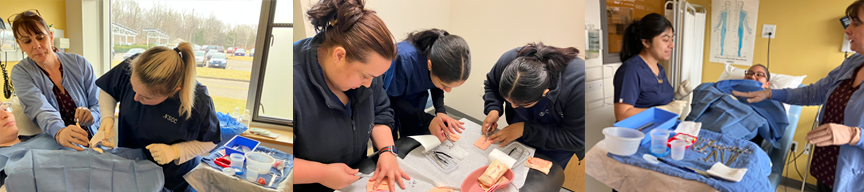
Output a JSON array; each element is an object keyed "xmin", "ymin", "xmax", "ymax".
[
  {"xmin": 1, "ymin": 0, "xmax": 67, "ymax": 32},
  {"xmin": 1, "ymin": 0, "xmax": 67, "ymax": 101},
  {"xmin": 692, "ymin": 0, "xmax": 856, "ymax": 185}
]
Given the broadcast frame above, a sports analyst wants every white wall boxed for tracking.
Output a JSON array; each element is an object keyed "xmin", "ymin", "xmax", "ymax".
[
  {"xmin": 446, "ymin": 0, "xmax": 586, "ymax": 122},
  {"xmin": 297, "ymin": 0, "xmax": 451, "ymax": 41},
  {"xmin": 66, "ymin": 0, "xmax": 106, "ymax": 74},
  {"xmin": 297, "ymin": 0, "xmax": 586, "ymax": 124},
  {"xmin": 366, "ymin": 0, "xmax": 451, "ymax": 41}
]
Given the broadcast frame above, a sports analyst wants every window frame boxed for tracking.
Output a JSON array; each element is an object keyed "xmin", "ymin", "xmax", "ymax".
[
  {"xmin": 246, "ymin": 0, "xmax": 293, "ymax": 129},
  {"xmin": 103, "ymin": 0, "xmax": 292, "ymax": 130},
  {"xmin": 601, "ymin": 0, "xmax": 622, "ymax": 64}
]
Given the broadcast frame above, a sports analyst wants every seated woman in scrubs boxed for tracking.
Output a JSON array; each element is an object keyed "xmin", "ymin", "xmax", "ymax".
[
  {"xmin": 9, "ymin": 10, "xmax": 101, "ymax": 151},
  {"xmin": 382, "ymin": 29, "xmax": 471, "ymax": 141},
  {"xmin": 613, "ymin": 13, "xmax": 677, "ymax": 121},
  {"xmin": 293, "ymin": 0, "xmax": 409, "ymax": 191},
  {"xmin": 482, "ymin": 43, "xmax": 585, "ymax": 168},
  {"xmin": 91, "ymin": 42, "xmax": 221, "ymax": 192}
]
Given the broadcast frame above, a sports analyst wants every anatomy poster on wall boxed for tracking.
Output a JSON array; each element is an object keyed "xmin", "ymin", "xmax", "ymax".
[{"xmin": 709, "ymin": 0, "xmax": 759, "ymax": 66}]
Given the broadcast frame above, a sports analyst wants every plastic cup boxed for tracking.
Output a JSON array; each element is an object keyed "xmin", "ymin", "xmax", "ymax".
[
  {"xmin": 246, "ymin": 166, "xmax": 260, "ymax": 181},
  {"xmin": 230, "ymin": 153, "xmax": 245, "ymax": 169},
  {"xmin": 222, "ymin": 168, "xmax": 236, "ymax": 175},
  {"xmin": 670, "ymin": 140, "xmax": 687, "ymax": 160},
  {"xmin": 650, "ymin": 129, "xmax": 670, "ymax": 154}
]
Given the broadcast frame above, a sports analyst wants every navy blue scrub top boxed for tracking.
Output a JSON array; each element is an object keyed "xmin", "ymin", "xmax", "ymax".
[
  {"xmin": 382, "ymin": 41, "xmax": 437, "ymax": 101},
  {"xmin": 95, "ymin": 56, "xmax": 221, "ymax": 191},
  {"xmin": 613, "ymin": 55, "xmax": 674, "ymax": 108}
]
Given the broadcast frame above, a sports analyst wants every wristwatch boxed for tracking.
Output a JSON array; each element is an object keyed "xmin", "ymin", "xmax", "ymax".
[{"xmin": 377, "ymin": 145, "xmax": 398, "ymax": 156}]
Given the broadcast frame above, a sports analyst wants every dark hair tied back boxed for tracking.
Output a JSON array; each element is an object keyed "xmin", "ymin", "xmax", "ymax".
[
  {"xmin": 499, "ymin": 42, "xmax": 578, "ymax": 106},
  {"xmin": 306, "ymin": 0, "xmax": 397, "ymax": 62},
  {"xmin": 407, "ymin": 29, "xmax": 471, "ymax": 83},
  {"xmin": 619, "ymin": 13, "xmax": 673, "ymax": 62}
]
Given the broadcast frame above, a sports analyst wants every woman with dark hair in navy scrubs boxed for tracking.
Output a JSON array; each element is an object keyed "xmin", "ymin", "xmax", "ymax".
[
  {"xmin": 613, "ymin": 13, "xmax": 677, "ymax": 121},
  {"xmin": 482, "ymin": 42, "xmax": 585, "ymax": 168},
  {"xmin": 382, "ymin": 28, "xmax": 471, "ymax": 142}
]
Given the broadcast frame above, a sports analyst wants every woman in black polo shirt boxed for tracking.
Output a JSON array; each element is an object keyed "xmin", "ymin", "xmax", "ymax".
[{"xmin": 293, "ymin": 0, "xmax": 409, "ymax": 191}]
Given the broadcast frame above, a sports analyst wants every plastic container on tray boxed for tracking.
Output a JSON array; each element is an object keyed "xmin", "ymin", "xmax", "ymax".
[
  {"xmin": 612, "ymin": 107, "xmax": 680, "ymax": 145},
  {"xmin": 224, "ymin": 135, "xmax": 261, "ymax": 158}
]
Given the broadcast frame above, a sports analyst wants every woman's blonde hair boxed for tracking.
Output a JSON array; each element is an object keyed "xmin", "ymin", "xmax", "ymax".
[{"xmin": 130, "ymin": 42, "xmax": 197, "ymax": 119}]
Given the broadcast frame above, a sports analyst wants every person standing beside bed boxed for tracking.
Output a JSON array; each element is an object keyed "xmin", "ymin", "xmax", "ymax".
[
  {"xmin": 93, "ymin": 42, "xmax": 221, "ymax": 192},
  {"xmin": 735, "ymin": 1, "xmax": 864, "ymax": 191},
  {"xmin": 8, "ymin": 9, "xmax": 101, "ymax": 151}
]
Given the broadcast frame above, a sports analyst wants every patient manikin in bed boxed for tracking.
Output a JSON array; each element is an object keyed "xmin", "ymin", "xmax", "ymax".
[
  {"xmin": 0, "ymin": 103, "xmax": 165, "ymax": 191},
  {"xmin": 685, "ymin": 64, "xmax": 789, "ymax": 148}
]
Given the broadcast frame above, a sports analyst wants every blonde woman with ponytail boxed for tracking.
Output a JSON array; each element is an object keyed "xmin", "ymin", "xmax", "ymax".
[{"xmin": 92, "ymin": 42, "xmax": 221, "ymax": 191}]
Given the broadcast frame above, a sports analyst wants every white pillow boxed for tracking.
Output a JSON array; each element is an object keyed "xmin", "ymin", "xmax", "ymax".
[
  {"xmin": 717, "ymin": 63, "xmax": 807, "ymax": 89},
  {"xmin": 11, "ymin": 97, "xmax": 43, "ymax": 136}
]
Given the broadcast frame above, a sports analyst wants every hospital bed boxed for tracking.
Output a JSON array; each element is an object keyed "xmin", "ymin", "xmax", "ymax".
[
  {"xmin": 679, "ymin": 84, "xmax": 805, "ymax": 190},
  {"xmin": 760, "ymin": 85, "xmax": 805, "ymax": 189}
]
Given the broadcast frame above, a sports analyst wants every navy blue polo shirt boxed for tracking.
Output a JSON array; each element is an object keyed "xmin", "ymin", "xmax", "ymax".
[
  {"xmin": 613, "ymin": 55, "xmax": 674, "ymax": 108},
  {"xmin": 318, "ymin": 64, "xmax": 352, "ymax": 117}
]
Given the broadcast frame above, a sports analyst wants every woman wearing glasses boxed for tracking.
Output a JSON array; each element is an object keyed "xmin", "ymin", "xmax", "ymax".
[
  {"xmin": 735, "ymin": 1, "xmax": 864, "ymax": 191},
  {"xmin": 744, "ymin": 64, "xmax": 771, "ymax": 89},
  {"xmin": 8, "ymin": 10, "xmax": 101, "ymax": 151}
]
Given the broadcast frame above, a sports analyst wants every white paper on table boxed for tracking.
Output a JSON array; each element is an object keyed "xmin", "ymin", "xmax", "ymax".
[
  {"xmin": 401, "ymin": 118, "xmax": 534, "ymax": 189},
  {"xmin": 408, "ymin": 135, "xmax": 442, "ymax": 152},
  {"xmin": 675, "ymin": 121, "xmax": 702, "ymax": 137},
  {"xmin": 706, "ymin": 162, "xmax": 747, "ymax": 182},
  {"xmin": 336, "ymin": 157, "xmax": 442, "ymax": 192},
  {"xmin": 488, "ymin": 148, "xmax": 517, "ymax": 169},
  {"xmin": 450, "ymin": 145, "xmax": 468, "ymax": 160}
]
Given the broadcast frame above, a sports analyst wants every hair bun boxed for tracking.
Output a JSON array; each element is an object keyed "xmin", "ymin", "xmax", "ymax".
[{"xmin": 307, "ymin": 0, "xmax": 371, "ymax": 32}]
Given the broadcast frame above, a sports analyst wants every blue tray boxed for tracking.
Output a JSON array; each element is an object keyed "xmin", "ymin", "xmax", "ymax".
[
  {"xmin": 613, "ymin": 107, "xmax": 680, "ymax": 145},
  {"xmin": 223, "ymin": 135, "xmax": 260, "ymax": 158}
]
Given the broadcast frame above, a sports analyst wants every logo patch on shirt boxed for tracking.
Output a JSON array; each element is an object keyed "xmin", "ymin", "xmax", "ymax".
[
  {"xmin": 163, "ymin": 114, "xmax": 178, "ymax": 124},
  {"xmin": 619, "ymin": 98, "xmax": 624, "ymax": 103}
]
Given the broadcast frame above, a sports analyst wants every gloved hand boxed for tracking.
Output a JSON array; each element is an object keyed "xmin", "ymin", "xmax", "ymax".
[
  {"xmin": 146, "ymin": 143, "xmax": 180, "ymax": 165},
  {"xmin": 89, "ymin": 118, "xmax": 116, "ymax": 149},
  {"xmin": 655, "ymin": 100, "xmax": 689, "ymax": 116},
  {"xmin": 731, "ymin": 89, "xmax": 772, "ymax": 103},
  {"xmin": 74, "ymin": 107, "xmax": 94, "ymax": 127},
  {"xmin": 55, "ymin": 125, "xmax": 90, "ymax": 151},
  {"xmin": 674, "ymin": 79, "xmax": 694, "ymax": 100},
  {"xmin": 805, "ymin": 123, "xmax": 862, "ymax": 146}
]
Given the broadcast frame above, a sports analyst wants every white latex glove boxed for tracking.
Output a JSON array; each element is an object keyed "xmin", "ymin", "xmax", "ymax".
[
  {"xmin": 89, "ymin": 118, "xmax": 115, "ymax": 149},
  {"xmin": 655, "ymin": 100, "xmax": 689, "ymax": 116},
  {"xmin": 146, "ymin": 143, "xmax": 180, "ymax": 165},
  {"xmin": 74, "ymin": 107, "xmax": 95, "ymax": 127},
  {"xmin": 674, "ymin": 79, "xmax": 694, "ymax": 100},
  {"xmin": 805, "ymin": 123, "xmax": 862, "ymax": 146},
  {"xmin": 55, "ymin": 125, "xmax": 90, "ymax": 151}
]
